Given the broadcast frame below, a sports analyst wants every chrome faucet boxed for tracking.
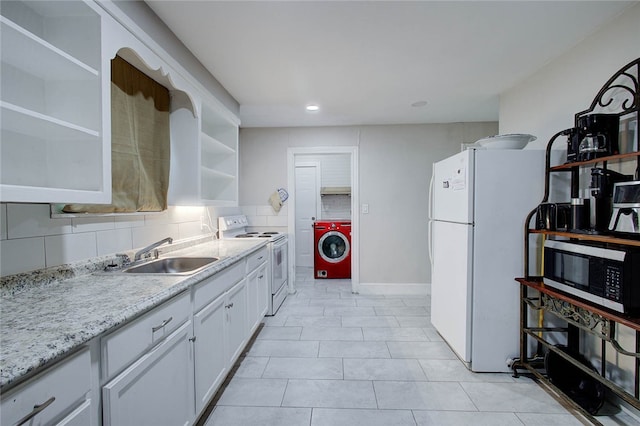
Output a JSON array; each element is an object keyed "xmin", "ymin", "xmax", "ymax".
[{"xmin": 134, "ymin": 237, "xmax": 173, "ymax": 261}]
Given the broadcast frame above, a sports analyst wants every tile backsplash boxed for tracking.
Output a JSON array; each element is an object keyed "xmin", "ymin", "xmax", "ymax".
[
  {"xmin": 320, "ymin": 194, "xmax": 351, "ymax": 220},
  {"xmin": 0, "ymin": 203, "xmax": 240, "ymax": 277},
  {"xmin": 242, "ymin": 204, "xmax": 288, "ymax": 231}
]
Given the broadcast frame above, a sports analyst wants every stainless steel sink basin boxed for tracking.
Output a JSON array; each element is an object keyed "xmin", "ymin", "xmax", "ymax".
[{"xmin": 123, "ymin": 257, "xmax": 218, "ymax": 274}]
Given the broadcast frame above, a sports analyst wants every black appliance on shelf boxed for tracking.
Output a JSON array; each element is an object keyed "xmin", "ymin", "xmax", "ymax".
[
  {"xmin": 590, "ymin": 168, "xmax": 633, "ymax": 232},
  {"xmin": 535, "ymin": 202, "xmax": 570, "ymax": 231},
  {"xmin": 545, "ymin": 345, "xmax": 605, "ymax": 415},
  {"xmin": 565, "ymin": 127, "xmax": 583, "ymax": 163},
  {"xmin": 576, "ymin": 113, "xmax": 620, "ymax": 162},
  {"xmin": 543, "ymin": 239, "xmax": 640, "ymax": 314}
]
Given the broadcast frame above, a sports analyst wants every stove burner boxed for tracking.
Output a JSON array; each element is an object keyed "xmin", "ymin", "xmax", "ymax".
[
  {"xmin": 236, "ymin": 234, "xmax": 255, "ymax": 238},
  {"xmin": 262, "ymin": 232, "xmax": 279, "ymax": 235},
  {"xmin": 258, "ymin": 235, "xmax": 271, "ymax": 238}
]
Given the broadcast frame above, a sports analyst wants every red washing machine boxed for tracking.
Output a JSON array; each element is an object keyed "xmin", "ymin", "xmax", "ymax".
[{"xmin": 314, "ymin": 221, "xmax": 351, "ymax": 279}]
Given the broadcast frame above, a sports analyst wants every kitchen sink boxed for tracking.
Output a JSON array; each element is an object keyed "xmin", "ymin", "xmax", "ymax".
[{"xmin": 123, "ymin": 257, "xmax": 218, "ymax": 274}]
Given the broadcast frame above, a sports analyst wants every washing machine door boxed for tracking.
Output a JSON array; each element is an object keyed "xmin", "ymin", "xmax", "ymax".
[{"xmin": 317, "ymin": 231, "xmax": 350, "ymax": 263}]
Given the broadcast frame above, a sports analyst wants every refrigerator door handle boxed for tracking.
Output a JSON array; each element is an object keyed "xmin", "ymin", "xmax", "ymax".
[
  {"xmin": 428, "ymin": 167, "xmax": 435, "ymax": 220},
  {"xmin": 428, "ymin": 219, "xmax": 434, "ymax": 267}
]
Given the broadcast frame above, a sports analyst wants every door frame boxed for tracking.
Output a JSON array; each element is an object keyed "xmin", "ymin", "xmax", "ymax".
[{"xmin": 287, "ymin": 146, "xmax": 359, "ymax": 294}]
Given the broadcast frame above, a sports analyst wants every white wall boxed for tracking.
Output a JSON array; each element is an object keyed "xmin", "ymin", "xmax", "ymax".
[
  {"xmin": 239, "ymin": 122, "xmax": 498, "ymax": 285},
  {"xmin": 499, "ymin": 3, "xmax": 640, "ymax": 146},
  {"xmin": 498, "ymin": 3, "xmax": 640, "ymax": 404}
]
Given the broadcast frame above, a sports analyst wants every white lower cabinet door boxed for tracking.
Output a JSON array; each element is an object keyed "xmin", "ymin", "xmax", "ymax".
[
  {"xmin": 256, "ymin": 263, "xmax": 269, "ymax": 319},
  {"xmin": 226, "ymin": 280, "xmax": 247, "ymax": 366},
  {"xmin": 193, "ymin": 294, "xmax": 226, "ymax": 414},
  {"xmin": 246, "ymin": 268, "xmax": 259, "ymax": 333},
  {"xmin": 247, "ymin": 263, "xmax": 268, "ymax": 333},
  {"xmin": 102, "ymin": 321, "xmax": 194, "ymax": 426}
]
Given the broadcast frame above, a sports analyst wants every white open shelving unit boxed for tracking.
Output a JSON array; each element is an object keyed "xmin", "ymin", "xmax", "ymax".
[
  {"xmin": 0, "ymin": 0, "xmax": 109, "ymax": 203},
  {"xmin": 199, "ymin": 103, "xmax": 238, "ymax": 204}
]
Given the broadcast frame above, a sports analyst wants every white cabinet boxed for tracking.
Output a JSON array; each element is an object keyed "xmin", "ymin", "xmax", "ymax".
[
  {"xmin": 225, "ymin": 280, "xmax": 248, "ymax": 365},
  {"xmin": 193, "ymin": 292, "xmax": 226, "ymax": 414},
  {"xmin": 169, "ymin": 101, "xmax": 239, "ymax": 206},
  {"xmin": 257, "ymin": 264, "xmax": 270, "ymax": 322},
  {"xmin": 247, "ymin": 263, "xmax": 269, "ymax": 334},
  {"xmin": 192, "ymin": 263, "xmax": 247, "ymax": 414},
  {"xmin": 101, "ymin": 291, "xmax": 194, "ymax": 426},
  {"xmin": 5, "ymin": 253, "xmax": 262, "ymax": 426},
  {"xmin": 246, "ymin": 246, "xmax": 269, "ymax": 334},
  {"xmin": 0, "ymin": 348, "xmax": 93, "ymax": 426},
  {"xmin": 102, "ymin": 321, "xmax": 194, "ymax": 426},
  {"xmin": 0, "ymin": 0, "xmax": 110, "ymax": 203}
]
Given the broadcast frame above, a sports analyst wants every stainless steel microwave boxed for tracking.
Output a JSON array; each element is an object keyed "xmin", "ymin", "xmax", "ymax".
[{"xmin": 543, "ymin": 240, "xmax": 640, "ymax": 314}]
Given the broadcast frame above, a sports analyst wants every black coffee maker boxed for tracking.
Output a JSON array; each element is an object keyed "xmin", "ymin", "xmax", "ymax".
[
  {"xmin": 576, "ymin": 114, "xmax": 620, "ymax": 162},
  {"xmin": 590, "ymin": 168, "xmax": 632, "ymax": 232}
]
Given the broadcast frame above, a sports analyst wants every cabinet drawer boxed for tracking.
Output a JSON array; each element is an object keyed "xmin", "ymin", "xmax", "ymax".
[
  {"xmin": 1, "ymin": 348, "xmax": 91, "ymax": 426},
  {"xmin": 101, "ymin": 290, "xmax": 190, "ymax": 379},
  {"xmin": 247, "ymin": 246, "xmax": 268, "ymax": 272},
  {"xmin": 194, "ymin": 260, "xmax": 244, "ymax": 312}
]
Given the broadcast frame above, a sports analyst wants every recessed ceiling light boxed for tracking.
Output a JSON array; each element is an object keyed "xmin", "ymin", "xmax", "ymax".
[
  {"xmin": 411, "ymin": 101, "xmax": 428, "ymax": 108},
  {"xmin": 306, "ymin": 104, "xmax": 320, "ymax": 112}
]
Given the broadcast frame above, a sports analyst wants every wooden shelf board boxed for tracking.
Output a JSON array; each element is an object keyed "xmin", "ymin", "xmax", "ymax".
[
  {"xmin": 550, "ymin": 152, "xmax": 640, "ymax": 171},
  {"xmin": 516, "ymin": 277, "xmax": 640, "ymax": 330},
  {"xmin": 529, "ymin": 229, "xmax": 640, "ymax": 247}
]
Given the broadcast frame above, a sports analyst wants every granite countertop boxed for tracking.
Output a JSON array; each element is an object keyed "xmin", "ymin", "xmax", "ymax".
[{"xmin": 0, "ymin": 237, "xmax": 268, "ymax": 391}]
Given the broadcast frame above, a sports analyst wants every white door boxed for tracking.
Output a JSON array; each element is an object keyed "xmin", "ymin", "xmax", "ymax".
[
  {"xmin": 430, "ymin": 220, "xmax": 473, "ymax": 364},
  {"xmin": 432, "ymin": 149, "xmax": 474, "ymax": 224},
  {"xmin": 295, "ymin": 163, "xmax": 320, "ymax": 267},
  {"xmin": 225, "ymin": 280, "xmax": 247, "ymax": 366},
  {"xmin": 193, "ymin": 295, "xmax": 226, "ymax": 414}
]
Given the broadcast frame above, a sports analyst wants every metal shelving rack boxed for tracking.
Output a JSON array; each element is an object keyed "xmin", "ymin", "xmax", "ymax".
[{"xmin": 513, "ymin": 58, "xmax": 640, "ymax": 425}]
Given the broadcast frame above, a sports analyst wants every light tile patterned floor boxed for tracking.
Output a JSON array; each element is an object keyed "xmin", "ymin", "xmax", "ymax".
[{"xmin": 204, "ymin": 268, "xmax": 639, "ymax": 426}]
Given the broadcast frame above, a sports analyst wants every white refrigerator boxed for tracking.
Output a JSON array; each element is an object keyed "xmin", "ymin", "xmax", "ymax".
[{"xmin": 429, "ymin": 148, "xmax": 543, "ymax": 372}]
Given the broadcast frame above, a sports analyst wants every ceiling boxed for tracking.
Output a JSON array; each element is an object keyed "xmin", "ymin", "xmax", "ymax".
[{"xmin": 145, "ymin": 1, "xmax": 635, "ymax": 128}]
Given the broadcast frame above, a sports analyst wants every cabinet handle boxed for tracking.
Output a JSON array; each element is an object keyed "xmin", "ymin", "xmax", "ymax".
[
  {"xmin": 225, "ymin": 303, "xmax": 234, "ymax": 309},
  {"xmin": 189, "ymin": 336, "xmax": 197, "ymax": 342},
  {"xmin": 16, "ymin": 396, "xmax": 55, "ymax": 426},
  {"xmin": 152, "ymin": 316, "xmax": 173, "ymax": 332},
  {"xmin": 258, "ymin": 256, "xmax": 264, "ymax": 261},
  {"xmin": 258, "ymin": 275, "xmax": 264, "ymax": 279}
]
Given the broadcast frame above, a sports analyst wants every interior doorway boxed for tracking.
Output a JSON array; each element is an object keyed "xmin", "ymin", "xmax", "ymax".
[{"xmin": 287, "ymin": 147, "xmax": 359, "ymax": 294}]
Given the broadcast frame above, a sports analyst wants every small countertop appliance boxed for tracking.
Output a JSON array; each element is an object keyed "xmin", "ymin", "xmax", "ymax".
[{"xmin": 609, "ymin": 181, "xmax": 640, "ymax": 236}]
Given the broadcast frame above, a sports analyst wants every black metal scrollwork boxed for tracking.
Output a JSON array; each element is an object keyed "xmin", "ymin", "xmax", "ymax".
[
  {"xmin": 576, "ymin": 58, "xmax": 639, "ymax": 119},
  {"xmin": 541, "ymin": 293, "xmax": 609, "ymax": 335}
]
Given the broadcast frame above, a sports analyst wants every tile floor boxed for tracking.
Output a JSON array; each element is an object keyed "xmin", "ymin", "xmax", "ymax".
[{"xmin": 203, "ymin": 268, "xmax": 640, "ymax": 426}]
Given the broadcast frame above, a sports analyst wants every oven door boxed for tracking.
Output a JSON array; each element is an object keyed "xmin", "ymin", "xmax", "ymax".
[{"xmin": 271, "ymin": 237, "xmax": 288, "ymax": 295}]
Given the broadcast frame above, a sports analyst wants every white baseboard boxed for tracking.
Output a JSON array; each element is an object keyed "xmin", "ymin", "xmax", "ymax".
[{"xmin": 356, "ymin": 282, "xmax": 430, "ymax": 296}]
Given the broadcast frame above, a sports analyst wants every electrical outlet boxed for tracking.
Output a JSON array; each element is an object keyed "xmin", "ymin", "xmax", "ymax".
[{"xmin": 361, "ymin": 204, "xmax": 369, "ymax": 214}]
